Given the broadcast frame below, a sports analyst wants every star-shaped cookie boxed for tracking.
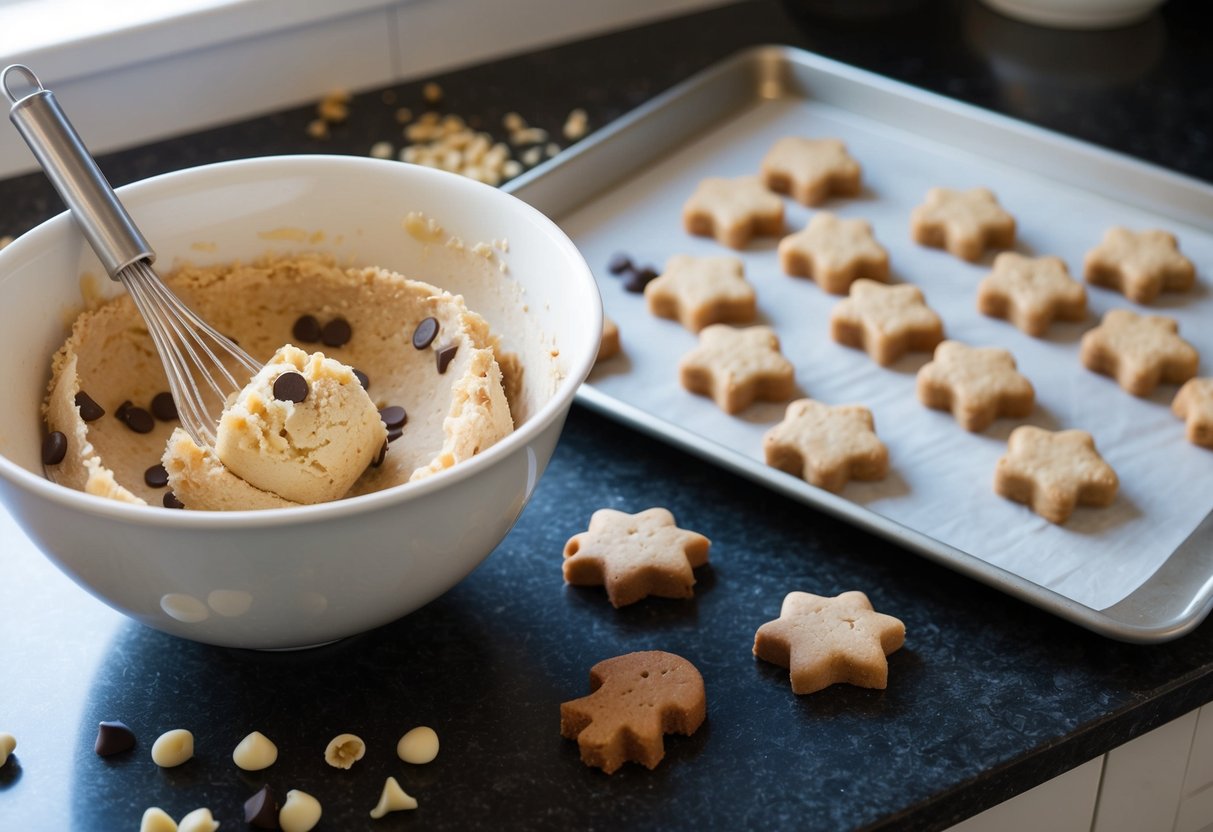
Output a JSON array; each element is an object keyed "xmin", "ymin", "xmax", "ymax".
[
  {"xmin": 910, "ymin": 187, "xmax": 1016, "ymax": 262},
  {"xmin": 682, "ymin": 176, "xmax": 784, "ymax": 249},
  {"xmin": 645, "ymin": 254, "xmax": 756, "ymax": 332},
  {"xmin": 778, "ymin": 212, "xmax": 889, "ymax": 295},
  {"xmin": 1079, "ymin": 309, "xmax": 1199, "ymax": 396},
  {"xmin": 596, "ymin": 315, "xmax": 620, "ymax": 362},
  {"xmin": 994, "ymin": 426, "xmax": 1118, "ymax": 524},
  {"xmin": 977, "ymin": 253, "xmax": 1087, "ymax": 337},
  {"xmin": 563, "ymin": 507, "xmax": 710, "ymax": 607},
  {"xmin": 679, "ymin": 324, "xmax": 795, "ymax": 414},
  {"xmin": 917, "ymin": 341, "xmax": 1035, "ymax": 432},
  {"xmin": 1084, "ymin": 227, "xmax": 1196, "ymax": 304},
  {"xmin": 760, "ymin": 137, "xmax": 862, "ymax": 206},
  {"xmin": 753, "ymin": 591, "xmax": 905, "ymax": 695},
  {"xmin": 829, "ymin": 279, "xmax": 944, "ymax": 366},
  {"xmin": 763, "ymin": 399, "xmax": 888, "ymax": 493},
  {"xmin": 1173, "ymin": 378, "xmax": 1213, "ymax": 449}
]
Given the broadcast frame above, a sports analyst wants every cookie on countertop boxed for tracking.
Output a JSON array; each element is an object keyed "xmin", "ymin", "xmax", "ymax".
[
  {"xmin": 760, "ymin": 137, "xmax": 861, "ymax": 206},
  {"xmin": 560, "ymin": 651, "xmax": 706, "ymax": 774},
  {"xmin": 1079, "ymin": 308, "xmax": 1199, "ymax": 396},
  {"xmin": 645, "ymin": 255, "xmax": 757, "ymax": 332},
  {"xmin": 753, "ymin": 591, "xmax": 905, "ymax": 695},
  {"xmin": 994, "ymin": 426, "xmax": 1118, "ymax": 524},
  {"xmin": 829, "ymin": 279, "xmax": 945, "ymax": 366},
  {"xmin": 977, "ymin": 253, "xmax": 1087, "ymax": 337},
  {"xmin": 763, "ymin": 399, "xmax": 888, "ymax": 493},
  {"xmin": 562, "ymin": 507, "xmax": 711, "ymax": 607},
  {"xmin": 597, "ymin": 316, "xmax": 621, "ymax": 362},
  {"xmin": 910, "ymin": 187, "xmax": 1016, "ymax": 262},
  {"xmin": 1084, "ymin": 227, "xmax": 1196, "ymax": 304},
  {"xmin": 682, "ymin": 176, "xmax": 784, "ymax": 249},
  {"xmin": 1173, "ymin": 378, "xmax": 1213, "ymax": 449},
  {"xmin": 679, "ymin": 324, "xmax": 796, "ymax": 414},
  {"xmin": 778, "ymin": 212, "xmax": 889, "ymax": 295},
  {"xmin": 917, "ymin": 341, "xmax": 1035, "ymax": 432}
]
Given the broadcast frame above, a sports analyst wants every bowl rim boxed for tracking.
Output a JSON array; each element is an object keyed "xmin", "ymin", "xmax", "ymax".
[{"xmin": 0, "ymin": 154, "xmax": 602, "ymax": 528}]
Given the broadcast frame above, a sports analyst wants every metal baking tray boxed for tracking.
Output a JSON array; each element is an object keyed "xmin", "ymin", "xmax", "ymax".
[{"xmin": 504, "ymin": 45, "xmax": 1213, "ymax": 643}]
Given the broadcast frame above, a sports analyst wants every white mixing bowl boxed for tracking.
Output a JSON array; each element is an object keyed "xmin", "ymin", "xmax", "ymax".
[{"xmin": 0, "ymin": 155, "xmax": 601, "ymax": 649}]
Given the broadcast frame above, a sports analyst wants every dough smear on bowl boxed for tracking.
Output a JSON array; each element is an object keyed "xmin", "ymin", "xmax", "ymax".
[{"xmin": 42, "ymin": 255, "xmax": 517, "ymax": 509}]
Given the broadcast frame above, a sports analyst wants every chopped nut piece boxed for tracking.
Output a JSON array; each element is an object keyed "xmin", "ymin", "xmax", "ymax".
[
  {"xmin": 422, "ymin": 81, "xmax": 443, "ymax": 104},
  {"xmin": 306, "ymin": 119, "xmax": 329, "ymax": 140},
  {"xmin": 394, "ymin": 106, "xmax": 413, "ymax": 123}
]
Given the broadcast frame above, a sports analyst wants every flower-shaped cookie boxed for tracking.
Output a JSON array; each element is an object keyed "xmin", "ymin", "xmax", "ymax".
[
  {"xmin": 679, "ymin": 324, "xmax": 795, "ymax": 414},
  {"xmin": 994, "ymin": 426, "xmax": 1118, "ymax": 524},
  {"xmin": 562, "ymin": 507, "xmax": 710, "ymax": 607},
  {"xmin": 763, "ymin": 399, "xmax": 888, "ymax": 493},
  {"xmin": 1173, "ymin": 378, "xmax": 1213, "ymax": 449},
  {"xmin": 778, "ymin": 212, "xmax": 889, "ymax": 295},
  {"xmin": 682, "ymin": 176, "xmax": 784, "ymax": 249},
  {"xmin": 1084, "ymin": 227, "xmax": 1196, "ymax": 304},
  {"xmin": 1079, "ymin": 309, "xmax": 1199, "ymax": 396},
  {"xmin": 917, "ymin": 341, "xmax": 1035, "ymax": 432},
  {"xmin": 829, "ymin": 279, "xmax": 944, "ymax": 366},
  {"xmin": 910, "ymin": 187, "xmax": 1016, "ymax": 262},
  {"xmin": 753, "ymin": 591, "xmax": 905, "ymax": 695},
  {"xmin": 760, "ymin": 137, "xmax": 861, "ymax": 206},
  {"xmin": 977, "ymin": 253, "xmax": 1087, "ymax": 337},
  {"xmin": 645, "ymin": 254, "xmax": 756, "ymax": 332}
]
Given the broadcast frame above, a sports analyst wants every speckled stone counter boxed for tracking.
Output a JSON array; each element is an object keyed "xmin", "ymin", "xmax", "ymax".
[{"xmin": 1, "ymin": 2, "xmax": 1211, "ymax": 830}]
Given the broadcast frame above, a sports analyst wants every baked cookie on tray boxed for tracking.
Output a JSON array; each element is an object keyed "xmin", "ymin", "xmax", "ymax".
[
  {"xmin": 763, "ymin": 399, "xmax": 889, "ymax": 493},
  {"xmin": 1173, "ymin": 378, "xmax": 1213, "ymax": 449},
  {"xmin": 910, "ymin": 186, "xmax": 1016, "ymax": 262},
  {"xmin": 916, "ymin": 341, "xmax": 1035, "ymax": 432},
  {"xmin": 977, "ymin": 253, "xmax": 1087, "ymax": 337},
  {"xmin": 778, "ymin": 212, "xmax": 889, "ymax": 295},
  {"xmin": 679, "ymin": 324, "xmax": 795, "ymax": 414},
  {"xmin": 829, "ymin": 279, "xmax": 944, "ymax": 366},
  {"xmin": 994, "ymin": 426, "xmax": 1118, "ymax": 524},
  {"xmin": 682, "ymin": 175, "xmax": 784, "ymax": 249},
  {"xmin": 759, "ymin": 137, "xmax": 861, "ymax": 206},
  {"xmin": 1079, "ymin": 308, "xmax": 1199, "ymax": 396},
  {"xmin": 645, "ymin": 254, "xmax": 756, "ymax": 332},
  {"xmin": 1084, "ymin": 227, "xmax": 1196, "ymax": 304}
]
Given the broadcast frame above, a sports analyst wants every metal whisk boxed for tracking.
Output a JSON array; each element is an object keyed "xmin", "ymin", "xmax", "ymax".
[{"xmin": 3, "ymin": 65, "xmax": 260, "ymax": 447}]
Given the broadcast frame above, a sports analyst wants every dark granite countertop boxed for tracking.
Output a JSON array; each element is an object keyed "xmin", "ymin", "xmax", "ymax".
[{"xmin": 2, "ymin": 2, "xmax": 1212, "ymax": 830}]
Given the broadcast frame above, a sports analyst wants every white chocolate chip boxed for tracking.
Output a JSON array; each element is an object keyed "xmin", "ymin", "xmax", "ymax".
[
  {"xmin": 396, "ymin": 725, "xmax": 439, "ymax": 764},
  {"xmin": 151, "ymin": 729, "xmax": 194, "ymax": 768},
  {"xmin": 232, "ymin": 730, "xmax": 278, "ymax": 771},
  {"xmin": 0, "ymin": 732, "xmax": 14, "ymax": 767},
  {"xmin": 279, "ymin": 789, "xmax": 322, "ymax": 832},
  {"xmin": 369, "ymin": 776, "xmax": 418, "ymax": 819},
  {"xmin": 502, "ymin": 160, "xmax": 523, "ymax": 179},
  {"xmin": 324, "ymin": 733, "xmax": 365, "ymax": 769},
  {"xmin": 502, "ymin": 112, "xmax": 526, "ymax": 132},
  {"xmin": 177, "ymin": 808, "xmax": 218, "ymax": 832},
  {"xmin": 545, "ymin": 141, "xmax": 561, "ymax": 158},
  {"xmin": 562, "ymin": 108, "xmax": 588, "ymax": 141},
  {"xmin": 521, "ymin": 146, "xmax": 542, "ymax": 167},
  {"xmin": 139, "ymin": 807, "xmax": 177, "ymax": 832}
]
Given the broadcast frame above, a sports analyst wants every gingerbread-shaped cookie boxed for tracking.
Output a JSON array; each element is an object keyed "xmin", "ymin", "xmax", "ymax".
[
  {"xmin": 560, "ymin": 651, "xmax": 706, "ymax": 774},
  {"xmin": 645, "ymin": 255, "xmax": 756, "ymax": 332},
  {"xmin": 778, "ymin": 212, "xmax": 889, "ymax": 295},
  {"xmin": 1079, "ymin": 309, "xmax": 1199, "ymax": 396},
  {"xmin": 917, "ymin": 341, "xmax": 1035, "ymax": 432},
  {"xmin": 1084, "ymin": 227, "xmax": 1196, "ymax": 304},
  {"xmin": 910, "ymin": 187, "xmax": 1016, "ymax": 262},
  {"xmin": 977, "ymin": 253, "xmax": 1087, "ymax": 336},
  {"xmin": 994, "ymin": 426, "xmax": 1118, "ymax": 524},
  {"xmin": 763, "ymin": 399, "xmax": 888, "ymax": 493},
  {"xmin": 1173, "ymin": 378, "xmax": 1213, "ymax": 448},
  {"xmin": 679, "ymin": 325, "xmax": 795, "ymax": 414},
  {"xmin": 597, "ymin": 316, "xmax": 620, "ymax": 362},
  {"xmin": 829, "ymin": 279, "xmax": 944, "ymax": 366},
  {"xmin": 682, "ymin": 176, "xmax": 784, "ymax": 249},
  {"xmin": 753, "ymin": 591, "xmax": 905, "ymax": 695},
  {"xmin": 760, "ymin": 137, "xmax": 861, "ymax": 206},
  {"xmin": 562, "ymin": 507, "xmax": 711, "ymax": 607}
]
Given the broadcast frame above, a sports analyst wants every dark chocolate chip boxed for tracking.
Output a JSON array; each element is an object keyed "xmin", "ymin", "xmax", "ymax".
[
  {"xmin": 95, "ymin": 721, "xmax": 136, "ymax": 757},
  {"xmin": 272, "ymin": 372, "xmax": 309, "ymax": 403},
  {"xmin": 163, "ymin": 492, "xmax": 185, "ymax": 510},
  {"xmin": 412, "ymin": 316, "xmax": 439, "ymax": 350},
  {"xmin": 41, "ymin": 431, "xmax": 67, "ymax": 465},
  {"xmin": 244, "ymin": 784, "xmax": 280, "ymax": 830},
  {"xmin": 387, "ymin": 427, "xmax": 404, "ymax": 443},
  {"xmin": 623, "ymin": 265, "xmax": 658, "ymax": 293},
  {"xmin": 436, "ymin": 344, "xmax": 458, "ymax": 374},
  {"xmin": 371, "ymin": 440, "xmax": 388, "ymax": 468},
  {"xmin": 74, "ymin": 391, "xmax": 105, "ymax": 422},
  {"xmin": 144, "ymin": 464, "xmax": 169, "ymax": 489},
  {"xmin": 379, "ymin": 405, "xmax": 407, "ymax": 430},
  {"xmin": 292, "ymin": 314, "xmax": 322, "ymax": 343},
  {"xmin": 321, "ymin": 317, "xmax": 352, "ymax": 347},
  {"xmin": 150, "ymin": 391, "xmax": 177, "ymax": 421},
  {"xmin": 353, "ymin": 368, "xmax": 370, "ymax": 390},
  {"xmin": 607, "ymin": 252, "xmax": 633, "ymax": 275},
  {"xmin": 116, "ymin": 402, "xmax": 154, "ymax": 434}
]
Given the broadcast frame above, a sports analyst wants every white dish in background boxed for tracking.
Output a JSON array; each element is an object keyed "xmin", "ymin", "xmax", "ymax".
[
  {"xmin": 0, "ymin": 155, "xmax": 601, "ymax": 649},
  {"xmin": 979, "ymin": 0, "xmax": 1165, "ymax": 28}
]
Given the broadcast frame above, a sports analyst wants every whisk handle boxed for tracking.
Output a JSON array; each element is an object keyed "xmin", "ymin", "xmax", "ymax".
[{"xmin": 3, "ymin": 65, "xmax": 154, "ymax": 278}]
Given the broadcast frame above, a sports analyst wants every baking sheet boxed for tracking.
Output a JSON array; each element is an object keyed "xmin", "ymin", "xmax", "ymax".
[{"xmin": 507, "ymin": 47, "xmax": 1213, "ymax": 639}]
